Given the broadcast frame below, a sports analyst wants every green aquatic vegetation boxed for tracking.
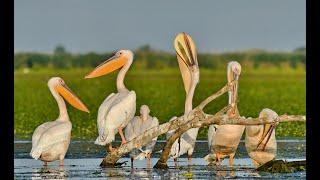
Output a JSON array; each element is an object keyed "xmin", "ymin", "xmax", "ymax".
[{"xmin": 14, "ymin": 68, "xmax": 305, "ymax": 140}]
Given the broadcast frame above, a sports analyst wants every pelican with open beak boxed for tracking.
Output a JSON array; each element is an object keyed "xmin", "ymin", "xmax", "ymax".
[
  {"xmin": 210, "ymin": 61, "xmax": 245, "ymax": 166},
  {"xmin": 85, "ymin": 50, "xmax": 136, "ymax": 152},
  {"xmin": 30, "ymin": 77, "xmax": 89, "ymax": 166},
  {"xmin": 166, "ymin": 32, "xmax": 200, "ymax": 163},
  {"xmin": 245, "ymin": 108, "xmax": 278, "ymax": 167}
]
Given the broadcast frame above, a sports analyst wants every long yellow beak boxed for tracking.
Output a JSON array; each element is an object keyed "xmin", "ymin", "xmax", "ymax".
[
  {"xmin": 84, "ymin": 54, "xmax": 127, "ymax": 79},
  {"xmin": 55, "ymin": 84, "xmax": 90, "ymax": 113}
]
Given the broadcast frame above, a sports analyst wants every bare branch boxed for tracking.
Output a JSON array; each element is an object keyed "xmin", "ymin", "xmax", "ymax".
[{"xmin": 99, "ymin": 80, "xmax": 305, "ymax": 168}]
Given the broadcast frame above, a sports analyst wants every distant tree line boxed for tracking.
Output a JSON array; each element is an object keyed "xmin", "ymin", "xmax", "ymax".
[{"xmin": 14, "ymin": 45, "xmax": 306, "ymax": 70}]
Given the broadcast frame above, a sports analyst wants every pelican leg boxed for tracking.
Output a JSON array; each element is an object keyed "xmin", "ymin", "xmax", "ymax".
[
  {"xmin": 118, "ymin": 127, "xmax": 127, "ymax": 145},
  {"xmin": 131, "ymin": 157, "xmax": 134, "ymax": 167},
  {"xmin": 146, "ymin": 153, "xmax": 151, "ymax": 168},
  {"xmin": 59, "ymin": 159, "xmax": 64, "ymax": 166},
  {"xmin": 108, "ymin": 143, "xmax": 115, "ymax": 152},
  {"xmin": 229, "ymin": 153, "xmax": 235, "ymax": 167},
  {"xmin": 43, "ymin": 162, "xmax": 48, "ymax": 166},
  {"xmin": 59, "ymin": 155, "xmax": 65, "ymax": 166},
  {"xmin": 252, "ymin": 159, "xmax": 260, "ymax": 167},
  {"xmin": 216, "ymin": 153, "xmax": 222, "ymax": 165},
  {"xmin": 187, "ymin": 154, "xmax": 192, "ymax": 165},
  {"xmin": 173, "ymin": 157, "xmax": 178, "ymax": 166}
]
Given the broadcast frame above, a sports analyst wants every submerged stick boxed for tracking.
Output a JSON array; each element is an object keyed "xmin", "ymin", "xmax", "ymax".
[{"xmin": 257, "ymin": 159, "xmax": 306, "ymax": 173}]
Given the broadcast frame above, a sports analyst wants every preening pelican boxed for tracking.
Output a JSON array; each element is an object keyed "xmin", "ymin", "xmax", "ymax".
[
  {"xmin": 166, "ymin": 32, "xmax": 199, "ymax": 162},
  {"xmin": 125, "ymin": 105, "xmax": 159, "ymax": 166},
  {"xmin": 210, "ymin": 61, "xmax": 244, "ymax": 166},
  {"xmin": 85, "ymin": 50, "xmax": 136, "ymax": 152},
  {"xmin": 30, "ymin": 77, "xmax": 89, "ymax": 166},
  {"xmin": 245, "ymin": 108, "xmax": 278, "ymax": 167}
]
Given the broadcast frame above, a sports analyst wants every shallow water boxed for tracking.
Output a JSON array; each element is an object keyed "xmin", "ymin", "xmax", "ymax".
[{"xmin": 15, "ymin": 140, "xmax": 306, "ymax": 179}]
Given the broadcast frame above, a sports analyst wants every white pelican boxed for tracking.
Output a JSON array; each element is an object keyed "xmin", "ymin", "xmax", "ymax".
[
  {"xmin": 30, "ymin": 77, "xmax": 89, "ymax": 166},
  {"xmin": 210, "ymin": 61, "xmax": 244, "ymax": 166},
  {"xmin": 166, "ymin": 32, "xmax": 199, "ymax": 162},
  {"xmin": 124, "ymin": 105, "xmax": 159, "ymax": 166},
  {"xmin": 245, "ymin": 108, "xmax": 278, "ymax": 167},
  {"xmin": 85, "ymin": 50, "xmax": 136, "ymax": 152},
  {"xmin": 204, "ymin": 124, "xmax": 218, "ymax": 164}
]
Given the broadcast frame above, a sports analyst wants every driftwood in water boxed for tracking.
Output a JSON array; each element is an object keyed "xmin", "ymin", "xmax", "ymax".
[
  {"xmin": 100, "ymin": 82, "xmax": 230, "ymax": 167},
  {"xmin": 257, "ymin": 159, "xmax": 306, "ymax": 173},
  {"xmin": 100, "ymin": 81, "xmax": 306, "ymax": 168}
]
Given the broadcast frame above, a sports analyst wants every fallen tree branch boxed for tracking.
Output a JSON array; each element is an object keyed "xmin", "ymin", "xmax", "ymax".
[
  {"xmin": 197, "ymin": 81, "xmax": 235, "ymax": 110},
  {"xmin": 154, "ymin": 106, "xmax": 230, "ymax": 169},
  {"xmin": 100, "ymin": 83, "xmax": 230, "ymax": 167},
  {"xmin": 154, "ymin": 112, "xmax": 306, "ymax": 169},
  {"xmin": 203, "ymin": 114, "xmax": 306, "ymax": 126},
  {"xmin": 99, "ymin": 81, "xmax": 306, "ymax": 168},
  {"xmin": 100, "ymin": 107, "xmax": 305, "ymax": 168}
]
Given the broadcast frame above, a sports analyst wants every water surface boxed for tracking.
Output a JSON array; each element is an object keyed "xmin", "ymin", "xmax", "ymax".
[{"xmin": 15, "ymin": 140, "xmax": 306, "ymax": 179}]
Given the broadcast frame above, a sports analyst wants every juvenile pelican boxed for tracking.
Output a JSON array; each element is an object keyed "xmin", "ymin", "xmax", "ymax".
[
  {"xmin": 125, "ymin": 105, "xmax": 159, "ymax": 166},
  {"xmin": 30, "ymin": 77, "xmax": 89, "ymax": 166},
  {"xmin": 204, "ymin": 124, "xmax": 218, "ymax": 164},
  {"xmin": 245, "ymin": 108, "xmax": 278, "ymax": 167},
  {"xmin": 85, "ymin": 50, "xmax": 136, "ymax": 152},
  {"xmin": 211, "ymin": 61, "xmax": 244, "ymax": 166},
  {"xmin": 166, "ymin": 32, "xmax": 199, "ymax": 162}
]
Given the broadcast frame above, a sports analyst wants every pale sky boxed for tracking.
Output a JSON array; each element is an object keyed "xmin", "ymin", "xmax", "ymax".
[{"xmin": 14, "ymin": 0, "xmax": 305, "ymax": 53}]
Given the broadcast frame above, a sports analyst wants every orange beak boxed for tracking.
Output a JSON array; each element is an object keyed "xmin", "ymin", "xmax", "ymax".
[
  {"xmin": 55, "ymin": 84, "xmax": 90, "ymax": 113},
  {"xmin": 84, "ymin": 54, "xmax": 127, "ymax": 79}
]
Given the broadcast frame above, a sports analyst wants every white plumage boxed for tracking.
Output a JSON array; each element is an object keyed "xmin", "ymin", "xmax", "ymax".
[
  {"xmin": 125, "ymin": 113, "xmax": 159, "ymax": 160},
  {"xmin": 245, "ymin": 108, "xmax": 278, "ymax": 167},
  {"xmin": 95, "ymin": 91, "xmax": 136, "ymax": 145},
  {"xmin": 30, "ymin": 121, "xmax": 71, "ymax": 160},
  {"xmin": 206, "ymin": 61, "xmax": 244, "ymax": 166},
  {"xmin": 166, "ymin": 33, "xmax": 199, "ymax": 161},
  {"xmin": 85, "ymin": 50, "xmax": 136, "ymax": 151},
  {"xmin": 30, "ymin": 77, "xmax": 89, "ymax": 166}
]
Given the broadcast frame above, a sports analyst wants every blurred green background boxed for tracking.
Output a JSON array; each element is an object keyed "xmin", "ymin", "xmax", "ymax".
[{"xmin": 14, "ymin": 46, "xmax": 306, "ymax": 140}]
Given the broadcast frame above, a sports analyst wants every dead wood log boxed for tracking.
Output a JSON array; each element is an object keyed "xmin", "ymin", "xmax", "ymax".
[
  {"xmin": 257, "ymin": 159, "xmax": 306, "ymax": 173},
  {"xmin": 100, "ymin": 81, "xmax": 306, "ymax": 168}
]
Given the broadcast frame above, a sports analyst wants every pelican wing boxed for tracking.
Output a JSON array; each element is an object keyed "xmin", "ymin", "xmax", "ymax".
[
  {"xmin": 31, "ymin": 121, "xmax": 57, "ymax": 148},
  {"xmin": 208, "ymin": 125, "xmax": 217, "ymax": 152},
  {"xmin": 108, "ymin": 91, "xmax": 136, "ymax": 129},
  {"xmin": 97, "ymin": 93, "xmax": 116, "ymax": 136},
  {"xmin": 96, "ymin": 91, "xmax": 136, "ymax": 145},
  {"xmin": 124, "ymin": 116, "xmax": 140, "ymax": 141},
  {"xmin": 145, "ymin": 117, "xmax": 159, "ymax": 152},
  {"xmin": 30, "ymin": 121, "xmax": 71, "ymax": 159},
  {"xmin": 174, "ymin": 32, "xmax": 198, "ymax": 93}
]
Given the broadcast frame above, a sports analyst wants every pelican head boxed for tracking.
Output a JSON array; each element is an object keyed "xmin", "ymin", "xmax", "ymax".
[
  {"xmin": 85, "ymin": 49, "xmax": 133, "ymax": 79},
  {"xmin": 228, "ymin": 61, "xmax": 241, "ymax": 81},
  {"xmin": 48, "ymin": 77, "xmax": 89, "ymax": 113},
  {"xmin": 259, "ymin": 108, "xmax": 278, "ymax": 121},
  {"xmin": 140, "ymin": 105, "xmax": 150, "ymax": 121},
  {"xmin": 227, "ymin": 61, "xmax": 241, "ymax": 115}
]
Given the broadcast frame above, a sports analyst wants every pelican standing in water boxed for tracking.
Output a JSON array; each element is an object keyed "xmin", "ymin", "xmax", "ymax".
[
  {"xmin": 30, "ymin": 77, "xmax": 89, "ymax": 166},
  {"xmin": 210, "ymin": 61, "xmax": 244, "ymax": 166},
  {"xmin": 125, "ymin": 105, "xmax": 159, "ymax": 166},
  {"xmin": 245, "ymin": 108, "xmax": 278, "ymax": 167},
  {"xmin": 166, "ymin": 32, "xmax": 199, "ymax": 162},
  {"xmin": 85, "ymin": 50, "xmax": 136, "ymax": 152}
]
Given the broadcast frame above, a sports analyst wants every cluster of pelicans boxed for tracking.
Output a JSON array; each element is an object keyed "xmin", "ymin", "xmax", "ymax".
[{"xmin": 30, "ymin": 32, "xmax": 278, "ymax": 168}]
